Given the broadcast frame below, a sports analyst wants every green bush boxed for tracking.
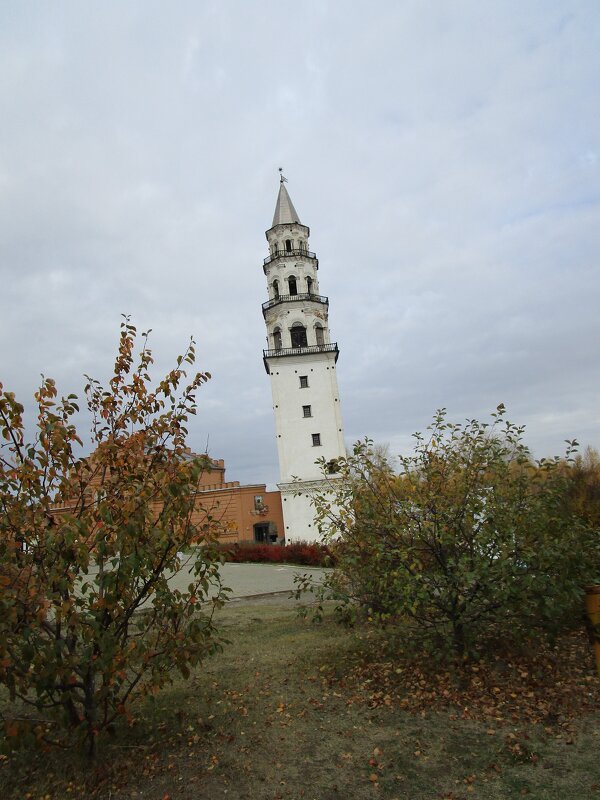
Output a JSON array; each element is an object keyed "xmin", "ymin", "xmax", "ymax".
[{"xmin": 306, "ymin": 407, "xmax": 597, "ymax": 658}]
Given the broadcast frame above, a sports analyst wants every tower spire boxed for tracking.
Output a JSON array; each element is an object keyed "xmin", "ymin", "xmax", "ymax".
[{"xmin": 271, "ymin": 172, "xmax": 301, "ymax": 228}]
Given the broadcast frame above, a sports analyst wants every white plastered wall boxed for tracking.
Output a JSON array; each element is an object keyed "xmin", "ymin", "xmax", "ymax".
[
  {"xmin": 267, "ymin": 351, "xmax": 346, "ymax": 484},
  {"xmin": 278, "ymin": 480, "xmax": 344, "ymax": 543}
]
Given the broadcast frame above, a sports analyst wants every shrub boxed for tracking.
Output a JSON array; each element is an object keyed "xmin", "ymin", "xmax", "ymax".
[
  {"xmin": 306, "ymin": 407, "xmax": 597, "ymax": 658},
  {"xmin": 217, "ymin": 541, "xmax": 332, "ymax": 567},
  {"xmin": 0, "ymin": 319, "xmax": 228, "ymax": 756},
  {"xmin": 564, "ymin": 447, "xmax": 600, "ymax": 584}
]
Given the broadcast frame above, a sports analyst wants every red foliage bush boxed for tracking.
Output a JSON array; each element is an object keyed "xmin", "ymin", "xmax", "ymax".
[{"xmin": 216, "ymin": 541, "xmax": 333, "ymax": 567}]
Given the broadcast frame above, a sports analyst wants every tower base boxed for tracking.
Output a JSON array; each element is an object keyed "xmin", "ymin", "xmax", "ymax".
[{"xmin": 278, "ymin": 478, "xmax": 342, "ymax": 544}]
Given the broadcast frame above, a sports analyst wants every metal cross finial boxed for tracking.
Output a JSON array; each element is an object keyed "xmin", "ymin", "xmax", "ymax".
[{"xmin": 278, "ymin": 167, "xmax": 287, "ymax": 183}]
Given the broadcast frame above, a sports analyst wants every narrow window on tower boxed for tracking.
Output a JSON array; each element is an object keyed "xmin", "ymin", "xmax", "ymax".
[
  {"xmin": 302, "ymin": 405, "xmax": 312, "ymax": 418},
  {"xmin": 273, "ymin": 279, "xmax": 279, "ymax": 299},
  {"xmin": 273, "ymin": 328, "xmax": 282, "ymax": 351},
  {"xmin": 288, "ymin": 275, "xmax": 297, "ymax": 295},
  {"xmin": 285, "ymin": 239, "xmax": 292, "ymax": 252},
  {"xmin": 306, "ymin": 276, "xmax": 313, "ymax": 295},
  {"xmin": 315, "ymin": 324, "xmax": 325, "ymax": 346},
  {"xmin": 299, "ymin": 375, "xmax": 309, "ymax": 388},
  {"xmin": 312, "ymin": 433, "xmax": 321, "ymax": 447}
]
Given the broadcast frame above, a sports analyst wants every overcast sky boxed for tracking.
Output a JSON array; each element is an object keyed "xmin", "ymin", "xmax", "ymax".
[{"xmin": 1, "ymin": 1, "xmax": 598, "ymax": 487}]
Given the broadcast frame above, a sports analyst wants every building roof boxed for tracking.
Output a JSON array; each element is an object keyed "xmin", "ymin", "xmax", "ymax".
[{"xmin": 272, "ymin": 180, "xmax": 301, "ymax": 227}]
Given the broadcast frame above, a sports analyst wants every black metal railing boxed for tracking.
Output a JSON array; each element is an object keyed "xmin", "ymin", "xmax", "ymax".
[
  {"xmin": 263, "ymin": 343, "xmax": 339, "ymax": 372},
  {"xmin": 262, "ymin": 292, "xmax": 328, "ymax": 313},
  {"xmin": 263, "ymin": 248, "xmax": 318, "ymax": 266}
]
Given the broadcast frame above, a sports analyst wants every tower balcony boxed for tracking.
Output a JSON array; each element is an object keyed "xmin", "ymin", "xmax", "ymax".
[
  {"xmin": 262, "ymin": 292, "xmax": 328, "ymax": 316},
  {"xmin": 263, "ymin": 249, "xmax": 319, "ymax": 270},
  {"xmin": 263, "ymin": 342, "xmax": 339, "ymax": 373}
]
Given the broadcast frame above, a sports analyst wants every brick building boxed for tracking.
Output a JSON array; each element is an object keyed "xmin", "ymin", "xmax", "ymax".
[
  {"xmin": 193, "ymin": 458, "xmax": 284, "ymax": 545},
  {"xmin": 51, "ymin": 452, "xmax": 285, "ymax": 546}
]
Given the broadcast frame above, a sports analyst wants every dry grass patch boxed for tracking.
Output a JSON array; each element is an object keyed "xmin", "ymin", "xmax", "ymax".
[{"xmin": 1, "ymin": 603, "xmax": 598, "ymax": 799}]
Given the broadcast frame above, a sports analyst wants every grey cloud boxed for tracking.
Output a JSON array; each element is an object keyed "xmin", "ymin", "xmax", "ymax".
[{"xmin": 0, "ymin": 1, "xmax": 598, "ymax": 487}]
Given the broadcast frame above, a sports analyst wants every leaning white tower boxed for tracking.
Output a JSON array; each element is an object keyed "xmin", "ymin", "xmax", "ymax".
[{"xmin": 262, "ymin": 174, "xmax": 346, "ymax": 543}]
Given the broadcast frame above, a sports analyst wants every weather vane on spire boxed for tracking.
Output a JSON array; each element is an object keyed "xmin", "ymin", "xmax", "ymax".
[{"xmin": 278, "ymin": 167, "xmax": 288, "ymax": 184}]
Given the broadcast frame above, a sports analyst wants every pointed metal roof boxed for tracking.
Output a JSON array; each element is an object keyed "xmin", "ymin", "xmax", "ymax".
[{"xmin": 272, "ymin": 180, "xmax": 301, "ymax": 227}]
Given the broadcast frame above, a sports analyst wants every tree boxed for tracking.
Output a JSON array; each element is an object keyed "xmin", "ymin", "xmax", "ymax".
[
  {"xmin": 306, "ymin": 407, "xmax": 597, "ymax": 658},
  {"xmin": 565, "ymin": 447, "xmax": 600, "ymax": 532},
  {"xmin": 0, "ymin": 319, "xmax": 228, "ymax": 755}
]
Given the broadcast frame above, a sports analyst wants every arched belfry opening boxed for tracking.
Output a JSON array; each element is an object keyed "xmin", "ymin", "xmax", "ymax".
[
  {"xmin": 288, "ymin": 276, "xmax": 297, "ymax": 296},
  {"xmin": 273, "ymin": 279, "xmax": 279, "ymax": 299},
  {"xmin": 315, "ymin": 323, "xmax": 325, "ymax": 346},
  {"xmin": 273, "ymin": 327, "xmax": 282, "ymax": 350},
  {"xmin": 290, "ymin": 323, "xmax": 307, "ymax": 348}
]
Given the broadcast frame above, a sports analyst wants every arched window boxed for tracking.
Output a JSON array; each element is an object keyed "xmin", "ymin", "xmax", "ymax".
[
  {"xmin": 315, "ymin": 324, "xmax": 325, "ymax": 346},
  {"xmin": 290, "ymin": 324, "xmax": 307, "ymax": 348},
  {"xmin": 288, "ymin": 276, "xmax": 298, "ymax": 296},
  {"xmin": 285, "ymin": 239, "xmax": 292, "ymax": 252},
  {"xmin": 306, "ymin": 276, "xmax": 313, "ymax": 295},
  {"xmin": 273, "ymin": 328, "xmax": 282, "ymax": 350},
  {"xmin": 273, "ymin": 279, "xmax": 279, "ymax": 299},
  {"xmin": 299, "ymin": 240, "xmax": 307, "ymax": 253}
]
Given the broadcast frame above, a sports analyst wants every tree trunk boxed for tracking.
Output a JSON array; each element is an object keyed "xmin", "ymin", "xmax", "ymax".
[
  {"xmin": 83, "ymin": 669, "xmax": 97, "ymax": 759},
  {"xmin": 452, "ymin": 620, "xmax": 466, "ymax": 659}
]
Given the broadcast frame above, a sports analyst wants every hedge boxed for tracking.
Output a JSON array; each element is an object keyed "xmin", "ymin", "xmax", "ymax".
[{"xmin": 216, "ymin": 541, "xmax": 333, "ymax": 567}]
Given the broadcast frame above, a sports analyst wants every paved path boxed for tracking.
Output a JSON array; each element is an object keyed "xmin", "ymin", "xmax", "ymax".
[
  {"xmin": 79, "ymin": 561, "xmax": 329, "ymax": 607},
  {"xmin": 166, "ymin": 561, "xmax": 330, "ymax": 601},
  {"xmin": 216, "ymin": 562, "xmax": 328, "ymax": 599}
]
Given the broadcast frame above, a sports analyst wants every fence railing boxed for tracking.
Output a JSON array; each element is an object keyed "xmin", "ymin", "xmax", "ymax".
[
  {"xmin": 263, "ymin": 248, "xmax": 318, "ymax": 266},
  {"xmin": 263, "ymin": 343, "xmax": 339, "ymax": 371},
  {"xmin": 262, "ymin": 293, "xmax": 328, "ymax": 313}
]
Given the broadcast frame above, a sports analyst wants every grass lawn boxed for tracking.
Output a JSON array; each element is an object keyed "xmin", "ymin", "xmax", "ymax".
[{"xmin": 1, "ymin": 602, "xmax": 598, "ymax": 799}]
